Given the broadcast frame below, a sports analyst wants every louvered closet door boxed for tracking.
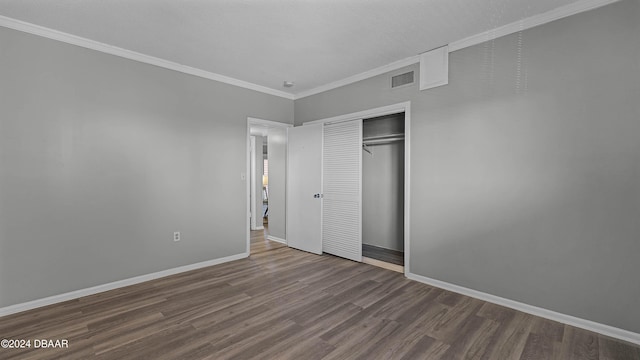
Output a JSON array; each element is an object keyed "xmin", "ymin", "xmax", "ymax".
[{"xmin": 322, "ymin": 119, "xmax": 362, "ymax": 262}]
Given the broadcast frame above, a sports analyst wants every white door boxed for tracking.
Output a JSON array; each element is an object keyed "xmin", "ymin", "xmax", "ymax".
[
  {"xmin": 322, "ymin": 120, "xmax": 363, "ymax": 262},
  {"xmin": 286, "ymin": 124, "xmax": 323, "ymax": 254}
]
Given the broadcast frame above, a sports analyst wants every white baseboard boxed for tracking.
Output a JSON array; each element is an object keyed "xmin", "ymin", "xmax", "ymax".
[
  {"xmin": 266, "ymin": 235, "xmax": 286, "ymax": 244},
  {"xmin": 406, "ymin": 272, "xmax": 640, "ymax": 345},
  {"xmin": 0, "ymin": 252, "xmax": 249, "ymax": 318}
]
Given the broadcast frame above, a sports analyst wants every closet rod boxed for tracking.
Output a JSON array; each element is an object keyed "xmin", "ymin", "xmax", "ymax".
[
  {"xmin": 362, "ymin": 133, "xmax": 405, "ymax": 142},
  {"xmin": 363, "ymin": 137, "xmax": 404, "ymax": 145}
]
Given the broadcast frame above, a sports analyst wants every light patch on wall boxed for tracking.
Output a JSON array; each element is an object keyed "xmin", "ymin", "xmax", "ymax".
[{"xmin": 420, "ymin": 46, "xmax": 449, "ymax": 91}]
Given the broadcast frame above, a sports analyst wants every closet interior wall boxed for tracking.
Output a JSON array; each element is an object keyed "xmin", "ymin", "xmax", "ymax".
[{"xmin": 362, "ymin": 113, "xmax": 405, "ymax": 264}]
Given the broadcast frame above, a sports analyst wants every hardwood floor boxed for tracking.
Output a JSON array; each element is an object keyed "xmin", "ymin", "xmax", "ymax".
[
  {"xmin": 1, "ymin": 229, "xmax": 638, "ymax": 359},
  {"xmin": 362, "ymin": 244, "xmax": 404, "ymax": 266}
]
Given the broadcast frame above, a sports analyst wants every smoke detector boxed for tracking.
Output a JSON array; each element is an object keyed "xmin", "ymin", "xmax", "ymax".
[{"xmin": 283, "ymin": 81, "xmax": 295, "ymax": 88}]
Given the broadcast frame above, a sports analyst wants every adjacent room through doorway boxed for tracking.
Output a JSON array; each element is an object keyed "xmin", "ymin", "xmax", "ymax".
[{"xmin": 247, "ymin": 118, "xmax": 291, "ymax": 254}]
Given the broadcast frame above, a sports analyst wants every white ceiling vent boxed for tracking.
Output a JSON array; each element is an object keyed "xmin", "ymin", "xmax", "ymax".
[{"xmin": 391, "ymin": 71, "xmax": 414, "ymax": 88}]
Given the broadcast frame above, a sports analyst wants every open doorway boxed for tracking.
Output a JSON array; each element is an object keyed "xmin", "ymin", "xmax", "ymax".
[
  {"xmin": 362, "ymin": 112, "xmax": 405, "ymax": 273},
  {"xmin": 246, "ymin": 118, "xmax": 291, "ymax": 254},
  {"xmin": 249, "ymin": 134, "xmax": 267, "ymax": 232},
  {"xmin": 262, "ymin": 149, "xmax": 269, "ymax": 228}
]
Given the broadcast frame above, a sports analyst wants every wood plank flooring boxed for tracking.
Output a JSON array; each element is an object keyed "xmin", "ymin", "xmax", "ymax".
[
  {"xmin": 362, "ymin": 244, "xmax": 404, "ymax": 266},
  {"xmin": 1, "ymin": 229, "xmax": 638, "ymax": 359}
]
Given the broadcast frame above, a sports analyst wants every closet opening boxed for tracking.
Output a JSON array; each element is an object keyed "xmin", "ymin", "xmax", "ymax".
[{"xmin": 362, "ymin": 112, "xmax": 405, "ymax": 273}]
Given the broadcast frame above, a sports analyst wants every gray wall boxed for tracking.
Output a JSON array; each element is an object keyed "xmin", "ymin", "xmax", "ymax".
[
  {"xmin": 362, "ymin": 142, "xmax": 404, "ymax": 251},
  {"xmin": 295, "ymin": 0, "xmax": 640, "ymax": 333},
  {"xmin": 252, "ymin": 136, "xmax": 264, "ymax": 229},
  {"xmin": 267, "ymin": 128, "xmax": 287, "ymax": 240},
  {"xmin": 0, "ymin": 27, "xmax": 293, "ymax": 307}
]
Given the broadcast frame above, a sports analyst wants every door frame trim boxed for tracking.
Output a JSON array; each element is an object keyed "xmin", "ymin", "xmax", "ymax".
[
  {"xmin": 246, "ymin": 117, "xmax": 293, "ymax": 254},
  {"xmin": 300, "ymin": 101, "xmax": 411, "ymax": 276},
  {"xmin": 249, "ymin": 136, "xmax": 263, "ymax": 231}
]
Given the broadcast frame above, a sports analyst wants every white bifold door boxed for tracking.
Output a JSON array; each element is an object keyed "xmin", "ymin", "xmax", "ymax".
[
  {"xmin": 287, "ymin": 119, "xmax": 363, "ymax": 261},
  {"xmin": 322, "ymin": 120, "xmax": 363, "ymax": 261},
  {"xmin": 286, "ymin": 123, "xmax": 323, "ymax": 254}
]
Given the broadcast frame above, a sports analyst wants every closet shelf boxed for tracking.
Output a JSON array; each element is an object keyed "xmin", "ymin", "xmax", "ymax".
[{"xmin": 363, "ymin": 133, "xmax": 405, "ymax": 145}]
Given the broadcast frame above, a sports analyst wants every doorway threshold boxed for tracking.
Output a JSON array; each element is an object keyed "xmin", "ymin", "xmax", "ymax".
[{"xmin": 362, "ymin": 257, "xmax": 404, "ymax": 273}]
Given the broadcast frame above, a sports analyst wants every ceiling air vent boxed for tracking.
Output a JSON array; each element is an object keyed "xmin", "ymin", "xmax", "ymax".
[{"xmin": 391, "ymin": 71, "xmax": 414, "ymax": 88}]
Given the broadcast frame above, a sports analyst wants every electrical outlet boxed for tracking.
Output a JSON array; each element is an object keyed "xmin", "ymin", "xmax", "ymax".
[{"xmin": 173, "ymin": 231, "xmax": 181, "ymax": 242}]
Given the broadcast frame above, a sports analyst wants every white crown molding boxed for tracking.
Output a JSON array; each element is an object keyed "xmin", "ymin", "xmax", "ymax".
[
  {"xmin": 295, "ymin": 0, "xmax": 621, "ymax": 99},
  {"xmin": 0, "ymin": 0, "xmax": 621, "ymax": 101},
  {"xmin": 294, "ymin": 55, "xmax": 420, "ymax": 99},
  {"xmin": 407, "ymin": 272, "xmax": 640, "ymax": 346},
  {"xmin": 448, "ymin": 0, "xmax": 621, "ymax": 51},
  {"xmin": 0, "ymin": 252, "xmax": 248, "ymax": 317},
  {"xmin": 0, "ymin": 15, "xmax": 295, "ymax": 100}
]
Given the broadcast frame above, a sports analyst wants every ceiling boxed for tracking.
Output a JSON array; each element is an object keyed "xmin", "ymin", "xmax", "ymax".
[{"xmin": 0, "ymin": 0, "xmax": 586, "ymax": 97}]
